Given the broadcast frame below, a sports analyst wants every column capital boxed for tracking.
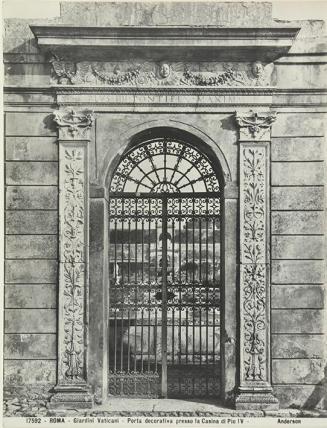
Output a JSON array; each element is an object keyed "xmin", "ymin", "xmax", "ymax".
[
  {"xmin": 235, "ymin": 110, "xmax": 277, "ymax": 142},
  {"xmin": 53, "ymin": 108, "xmax": 94, "ymax": 140}
]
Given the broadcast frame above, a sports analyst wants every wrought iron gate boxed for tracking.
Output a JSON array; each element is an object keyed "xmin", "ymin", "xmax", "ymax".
[{"xmin": 108, "ymin": 138, "xmax": 221, "ymax": 398}]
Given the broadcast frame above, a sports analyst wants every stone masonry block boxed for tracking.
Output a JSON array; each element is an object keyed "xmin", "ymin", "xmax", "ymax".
[
  {"xmin": 4, "ymin": 333, "xmax": 56, "ymax": 359},
  {"xmin": 271, "ymin": 284, "xmax": 324, "ymax": 309},
  {"xmin": 5, "ymin": 112, "xmax": 56, "ymax": 136},
  {"xmin": 271, "ymin": 137, "xmax": 324, "ymax": 161},
  {"xmin": 272, "ymin": 309, "xmax": 324, "ymax": 333},
  {"xmin": 272, "ymin": 260, "xmax": 324, "ymax": 284},
  {"xmin": 4, "ymin": 360, "xmax": 56, "ymax": 385},
  {"xmin": 5, "ymin": 284, "xmax": 56, "ymax": 309},
  {"xmin": 6, "ymin": 186, "xmax": 58, "ymax": 210},
  {"xmin": 6, "ymin": 137, "xmax": 58, "ymax": 161},
  {"xmin": 272, "ymin": 113, "xmax": 325, "ymax": 137},
  {"xmin": 5, "ymin": 260, "xmax": 57, "ymax": 283},
  {"xmin": 272, "ymin": 359, "xmax": 325, "ymax": 384},
  {"xmin": 6, "ymin": 235, "xmax": 58, "ymax": 259},
  {"xmin": 5, "ymin": 210, "xmax": 58, "ymax": 234},
  {"xmin": 271, "ymin": 236, "xmax": 324, "ymax": 260},
  {"xmin": 272, "ymin": 334, "xmax": 324, "ymax": 359},
  {"xmin": 271, "ymin": 187, "xmax": 324, "ymax": 210},
  {"xmin": 271, "ymin": 211, "xmax": 325, "ymax": 235},
  {"xmin": 6, "ymin": 162, "xmax": 58, "ymax": 185},
  {"xmin": 274, "ymin": 385, "xmax": 326, "ymax": 409},
  {"xmin": 271, "ymin": 162, "xmax": 324, "ymax": 186},
  {"xmin": 5, "ymin": 309, "xmax": 56, "ymax": 333}
]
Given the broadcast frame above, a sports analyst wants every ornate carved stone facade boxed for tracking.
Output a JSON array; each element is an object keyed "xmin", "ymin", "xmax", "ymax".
[
  {"xmin": 5, "ymin": 3, "xmax": 327, "ymax": 415},
  {"xmin": 235, "ymin": 111, "xmax": 278, "ymax": 410}
]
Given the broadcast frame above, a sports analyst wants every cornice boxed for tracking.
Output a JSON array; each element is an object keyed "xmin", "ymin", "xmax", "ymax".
[
  {"xmin": 30, "ymin": 25, "xmax": 300, "ymax": 63},
  {"xmin": 30, "ymin": 25, "xmax": 300, "ymax": 41}
]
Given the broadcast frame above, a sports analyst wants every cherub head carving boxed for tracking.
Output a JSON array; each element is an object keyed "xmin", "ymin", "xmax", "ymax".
[
  {"xmin": 251, "ymin": 61, "xmax": 264, "ymax": 79},
  {"xmin": 159, "ymin": 62, "xmax": 170, "ymax": 78}
]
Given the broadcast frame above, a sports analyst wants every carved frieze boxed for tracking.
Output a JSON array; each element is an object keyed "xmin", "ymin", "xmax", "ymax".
[{"xmin": 49, "ymin": 55, "xmax": 272, "ymax": 87}]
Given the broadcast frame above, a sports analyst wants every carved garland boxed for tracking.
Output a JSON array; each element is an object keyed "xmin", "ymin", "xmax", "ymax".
[
  {"xmin": 181, "ymin": 67, "xmax": 239, "ymax": 86},
  {"xmin": 49, "ymin": 55, "xmax": 270, "ymax": 87}
]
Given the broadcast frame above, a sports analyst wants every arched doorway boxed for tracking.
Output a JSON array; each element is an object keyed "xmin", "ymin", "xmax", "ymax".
[{"xmin": 107, "ymin": 135, "xmax": 222, "ymax": 399}]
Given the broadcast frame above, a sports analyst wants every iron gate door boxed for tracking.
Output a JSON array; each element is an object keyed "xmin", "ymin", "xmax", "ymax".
[{"xmin": 108, "ymin": 138, "xmax": 221, "ymax": 398}]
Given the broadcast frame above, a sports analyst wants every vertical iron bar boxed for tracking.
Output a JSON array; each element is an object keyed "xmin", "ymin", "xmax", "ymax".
[
  {"xmin": 192, "ymin": 198, "xmax": 195, "ymax": 366},
  {"xmin": 127, "ymin": 309, "xmax": 130, "ymax": 372},
  {"xmin": 199, "ymin": 208, "xmax": 202, "ymax": 367},
  {"xmin": 161, "ymin": 196, "xmax": 168, "ymax": 398},
  {"xmin": 212, "ymin": 213, "xmax": 216, "ymax": 366},
  {"xmin": 141, "ymin": 217, "xmax": 144, "ymax": 284},
  {"xmin": 178, "ymin": 198, "xmax": 182, "ymax": 367},
  {"xmin": 155, "ymin": 219, "xmax": 158, "ymax": 284},
  {"xmin": 154, "ymin": 308, "xmax": 158, "ymax": 373},
  {"xmin": 114, "ymin": 310, "xmax": 117, "ymax": 373},
  {"xmin": 148, "ymin": 214, "xmax": 151, "ymax": 372},
  {"xmin": 114, "ymin": 218, "xmax": 117, "ymax": 285},
  {"xmin": 120, "ymin": 306, "xmax": 124, "ymax": 372},
  {"xmin": 206, "ymin": 198, "xmax": 209, "ymax": 394},
  {"xmin": 172, "ymin": 308, "xmax": 175, "ymax": 365},
  {"xmin": 121, "ymin": 200, "xmax": 124, "ymax": 285},
  {"xmin": 141, "ymin": 308, "xmax": 144, "ymax": 372},
  {"xmin": 172, "ymin": 218, "xmax": 175, "ymax": 283},
  {"xmin": 128, "ymin": 218, "xmax": 131, "ymax": 284},
  {"xmin": 185, "ymin": 208, "xmax": 189, "ymax": 365},
  {"xmin": 134, "ymin": 198, "xmax": 138, "ymax": 374}
]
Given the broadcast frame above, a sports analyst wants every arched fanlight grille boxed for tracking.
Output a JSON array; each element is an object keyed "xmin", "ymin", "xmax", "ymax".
[{"xmin": 110, "ymin": 138, "xmax": 220, "ymax": 193}]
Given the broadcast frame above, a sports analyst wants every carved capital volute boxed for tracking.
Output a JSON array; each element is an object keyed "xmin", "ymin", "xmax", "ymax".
[
  {"xmin": 53, "ymin": 109, "xmax": 94, "ymax": 140},
  {"xmin": 235, "ymin": 110, "xmax": 277, "ymax": 142}
]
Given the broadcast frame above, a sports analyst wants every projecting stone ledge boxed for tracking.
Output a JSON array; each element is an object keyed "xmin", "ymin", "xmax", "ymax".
[{"xmin": 30, "ymin": 25, "xmax": 300, "ymax": 63}]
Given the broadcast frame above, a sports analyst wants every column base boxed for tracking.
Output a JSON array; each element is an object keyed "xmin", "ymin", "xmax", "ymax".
[
  {"xmin": 49, "ymin": 384, "xmax": 93, "ymax": 410},
  {"xmin": 235, "ymin": 391, "xmax": 279, "ymax": 410}
]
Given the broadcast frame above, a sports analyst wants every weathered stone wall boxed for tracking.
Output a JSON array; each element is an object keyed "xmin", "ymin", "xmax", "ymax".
[
  {"xmin": 3, "ymin": 1, "xmax": 327, "ymax": 411},
  {"xmin": 270, "ymin": 113, "xmax": 326, "ymax": 409},
  {"xmin": 4, "ymin": 111, "xmax": 58, "ymax": 391}
]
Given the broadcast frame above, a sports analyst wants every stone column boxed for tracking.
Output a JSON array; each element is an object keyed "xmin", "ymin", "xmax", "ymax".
[
  {"xmin": 50, "ymin": 109, "xmax": 94, "ymax": 409},
  {"xmin": 235, "ymin": 111, "xmax": 279, "ymax": 410}
]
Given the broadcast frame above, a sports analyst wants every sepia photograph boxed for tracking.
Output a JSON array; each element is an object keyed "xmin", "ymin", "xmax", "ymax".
[{"xmin": 1, "ymin": 0, "xmax": 327, "ymax": 427}]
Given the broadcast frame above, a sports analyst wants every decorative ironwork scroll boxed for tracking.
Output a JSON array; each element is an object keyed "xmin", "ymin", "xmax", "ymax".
[
  {"xmin": 235, "ymin": 111, "xmax": 279, "ymax": 410},
  {"xmin": 50, "ymin": 109, "xmax": 94, "ymax": 409},
  {"xmin": 108, "ymin": 136, "xmax": 221, "ymax": 398},
  {"xmin": 110, "ymin": 138, "xmax": 220, "ymax": 194}
]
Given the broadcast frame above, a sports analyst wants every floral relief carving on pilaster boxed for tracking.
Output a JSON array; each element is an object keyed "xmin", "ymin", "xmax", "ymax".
[
  {"xmin": 241, "ymin": 146, "xmax": 267, "ymax": 382},
  {"xmin": 60, "ymin": 147, "xmax": 87, "ymax": 383}
]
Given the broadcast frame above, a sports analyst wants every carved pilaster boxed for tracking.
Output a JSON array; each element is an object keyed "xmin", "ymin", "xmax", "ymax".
[
  {"xmin": 50, "ymin": 109, "xmax": 94, "ymax": 409},
  {"xmin": 235, "ymin": 111, "xmax": 279, "ymax": 410}
]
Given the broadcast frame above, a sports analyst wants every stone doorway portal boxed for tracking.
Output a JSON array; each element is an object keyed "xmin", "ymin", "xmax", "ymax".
[{"xmin": 107, "ymin": 137, "xmax": 222, "ymax": 398}]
